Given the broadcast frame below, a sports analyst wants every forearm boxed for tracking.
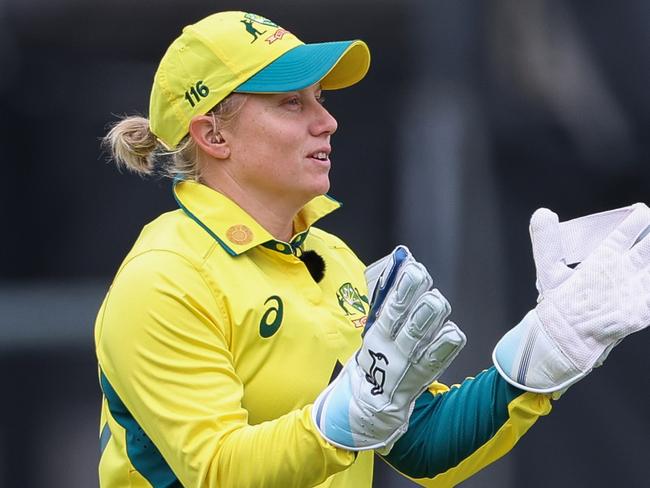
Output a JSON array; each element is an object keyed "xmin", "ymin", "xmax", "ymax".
[
  {"xmin": 382, "ymin": 367, "xmax": 551, "ymax": 485},
  {"xmin": 209, "ymin": 405, "xmax": 354, "ymax": 487}
]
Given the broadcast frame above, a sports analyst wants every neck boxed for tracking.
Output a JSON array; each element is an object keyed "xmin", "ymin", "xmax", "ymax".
[{"xmin": 202, "ymin": 173, "xmax": 299, "ymax": 243}]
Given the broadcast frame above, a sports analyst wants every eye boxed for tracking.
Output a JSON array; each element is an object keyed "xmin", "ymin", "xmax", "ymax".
[
  {"xmin": 315, "ymin": 93, "xmax": 326, "ymax": 105},
  {"xmin": 283, "ymin": 96, "xmax": 302, "ymax": 109}
]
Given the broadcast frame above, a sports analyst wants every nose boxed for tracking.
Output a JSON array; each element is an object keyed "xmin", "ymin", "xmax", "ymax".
[{"xmin": 310, "ymin": 103, "xmax": 338, "ymax": 137}]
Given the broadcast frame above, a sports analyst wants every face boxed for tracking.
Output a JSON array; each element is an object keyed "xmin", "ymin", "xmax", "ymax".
[{"xmin": 220, "ymin": 84, "xmax": 338, "ymax": 209}]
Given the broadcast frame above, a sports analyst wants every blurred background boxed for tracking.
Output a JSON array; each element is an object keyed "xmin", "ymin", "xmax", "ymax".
[{"xmin": 1, "ymin": 0, "xmax": 649, "ymax": 486}]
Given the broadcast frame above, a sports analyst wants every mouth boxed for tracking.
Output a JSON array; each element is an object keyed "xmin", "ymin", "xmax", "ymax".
[{"xmin": 307, "ymin": 149, "xmax": 331, "ymax": 164}]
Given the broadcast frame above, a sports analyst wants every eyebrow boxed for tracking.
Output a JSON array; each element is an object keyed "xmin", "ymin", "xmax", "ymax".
[{"xmin": 303, "ymin": 83, "xmax": 322, "ymax": 94}]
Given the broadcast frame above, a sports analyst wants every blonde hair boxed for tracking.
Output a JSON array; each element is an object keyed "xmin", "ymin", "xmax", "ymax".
[{"xmin": 103, "ymin": 94, "xmax": 247, "ymax": 181}]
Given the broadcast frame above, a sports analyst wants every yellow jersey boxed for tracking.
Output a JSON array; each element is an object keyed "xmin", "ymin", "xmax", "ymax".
[{"xmin": 95, "ymin": 180, "xmax": 551, "ymax": 487}]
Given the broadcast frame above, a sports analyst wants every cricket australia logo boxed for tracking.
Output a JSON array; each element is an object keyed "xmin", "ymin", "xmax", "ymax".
[
  {"xmin": 365, "ymin": 349, "xmax": 389, "ymax": 395},
  {"xmin": 336, "ymin": 282, "xmax": 369, "ymax": 328},
  {"xmin": 241, "ymin": 13, "xmax": 289, "ymax": 44}
]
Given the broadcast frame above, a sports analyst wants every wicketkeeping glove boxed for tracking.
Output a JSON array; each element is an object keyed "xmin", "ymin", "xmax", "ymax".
[
  {"xmin": 312, "ymin": 246, "xmax": 466, "ymax": 451},
  {"xmin": 493, "ymin": 203, "xmax": 650, "ymax": 395}
]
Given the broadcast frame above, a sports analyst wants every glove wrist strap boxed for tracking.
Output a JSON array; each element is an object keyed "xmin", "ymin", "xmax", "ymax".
[{"xmin": 492, "ymin": 310, "xmax": 588, "ymax": 394}]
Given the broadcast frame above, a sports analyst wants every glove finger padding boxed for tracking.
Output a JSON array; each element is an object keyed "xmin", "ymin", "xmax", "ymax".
[
  {"xmin": 417, "ymin": 318, "xmax": 467, "ymax": 371},
  {"xmin": 313, "ymin": 246, "xmax": 466, "ymax": 451},
  {"xmin": 364, "ymin": 261, "xmax": 434, "ymax": 340},
  {"xmin": 529, "ymin": 208, "xmax": 573, "ymax": 294},
  {"xmin": 494, "ymin": 203, "xmax": 650, "ymax": 394}
]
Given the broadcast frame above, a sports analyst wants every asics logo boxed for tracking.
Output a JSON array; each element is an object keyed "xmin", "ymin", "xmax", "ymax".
[{"xmin": 259, "ymin": 295, "xmax": 284, "ymax": 338}]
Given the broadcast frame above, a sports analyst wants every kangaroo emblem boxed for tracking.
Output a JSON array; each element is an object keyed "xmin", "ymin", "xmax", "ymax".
[{"xmin": 241, "ymin": 19, "xmax": 267, "ymax": 43}]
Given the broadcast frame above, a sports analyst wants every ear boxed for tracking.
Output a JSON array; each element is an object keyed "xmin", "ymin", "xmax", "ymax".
[{"xmin": 188, "ymin": 115, "xmax": 230, "ymax": 160}]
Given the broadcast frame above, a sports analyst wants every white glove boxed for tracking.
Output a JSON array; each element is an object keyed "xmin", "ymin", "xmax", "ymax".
[
  {"xmin": 312, "ymin": 246, "xmax": 466, "ymax": 451},
  {"xmin": 493, "ymin": 203, "xmax": 650, "ymax": 394}
]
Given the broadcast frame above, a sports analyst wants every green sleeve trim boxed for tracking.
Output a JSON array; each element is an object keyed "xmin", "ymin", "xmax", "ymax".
[
  {"xmin": 100, "ymin": 422, "xmax": 112, "ymax": 455},
  {"xmin": 100, "ymin": 371, "xmax": 182, "ymax": 488},
  {"xmin": 383, "ymin": 367, "xmax": 523, "ymax": 478}
]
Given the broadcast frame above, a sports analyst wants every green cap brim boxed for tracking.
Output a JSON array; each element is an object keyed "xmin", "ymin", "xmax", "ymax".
[{"xmin": 234, "ymin": 40, "xmax": 370, "ymax": 93}]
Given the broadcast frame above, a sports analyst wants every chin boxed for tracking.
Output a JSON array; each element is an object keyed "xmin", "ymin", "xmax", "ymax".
[
  {"xmin": 305, "ymin": 175, "xmax": 330, "ymax": 193},
  {"xmin": 314, "ymin": 181, "xmax": 331, "ymax": 197},
  {"xmin": 321, "ymin": 174, "xmax": 331, "ymax": 190},
  {"xmin": 294, "ymin": 177, "xmax": 330, "ymax": 204}
]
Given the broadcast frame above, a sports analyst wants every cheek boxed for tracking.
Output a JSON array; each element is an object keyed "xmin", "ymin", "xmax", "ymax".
[
  {"xmin": 230, "ymin": 123, "xmax": 272, "ymax": 162},
  {"xmin": 229, "ymin": 116, "xmax": 305, "ymax": 174},
  {"xmin": 265, "ymin": 129, "xmax": 304, "ymax": 165}
]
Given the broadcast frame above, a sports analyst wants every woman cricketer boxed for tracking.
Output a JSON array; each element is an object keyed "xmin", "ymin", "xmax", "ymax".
[{"xmin": 96, "ymin": 10, "xmax": 650, "ymax": 488}]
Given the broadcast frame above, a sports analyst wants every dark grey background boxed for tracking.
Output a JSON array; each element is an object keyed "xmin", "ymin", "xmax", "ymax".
[{"xmin": 1, "ymin": 0, "xmax": 648, "ymax": 486}]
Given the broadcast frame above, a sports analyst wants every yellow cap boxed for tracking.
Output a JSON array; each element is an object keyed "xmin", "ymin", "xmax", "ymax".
[{"xmin": 150, "ymin": 11, "xmax": 370, "ymax": 149}]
